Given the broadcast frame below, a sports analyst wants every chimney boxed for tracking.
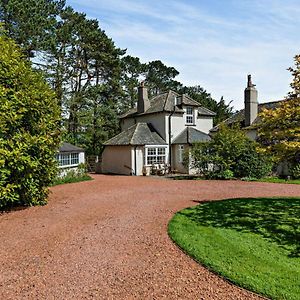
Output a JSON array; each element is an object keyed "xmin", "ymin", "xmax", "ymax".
[
  {"xmin": 244, "ymin": 74, "xmax": 258, "ymax": 126},
  {"xmin": 137, "ymin": 81, "xmax": 150, "ymax": 113}
]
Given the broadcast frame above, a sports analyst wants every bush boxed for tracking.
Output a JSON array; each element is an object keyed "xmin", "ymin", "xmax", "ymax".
[
  {"xmin": 291, "ymin": 164, "xmax": 300, "ymax": 179},
  {"xmin": 0, "ymin": 33, "xmax": 60, "ymax": 209},
  {"xmin": 52, "ymin": 164, "xmax": 92, "ymax": 186},
  {"xmin": 189, "ymin": 125, "xmax": 273, "ymax": 179}
]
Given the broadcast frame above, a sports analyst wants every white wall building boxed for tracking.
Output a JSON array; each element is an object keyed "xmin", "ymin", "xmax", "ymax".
[
  {"xmin": 102, "ymin": 83, "xmax": 215, "ymax": 175},
  {"xmin": 57, "ymin": 142, "xmax": 85, "ymax": 177}
]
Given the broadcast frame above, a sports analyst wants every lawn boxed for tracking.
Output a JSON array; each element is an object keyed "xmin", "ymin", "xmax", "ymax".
[{"xmin": 168, "ymin": 197, "xmax": 300, "ymax": 300}]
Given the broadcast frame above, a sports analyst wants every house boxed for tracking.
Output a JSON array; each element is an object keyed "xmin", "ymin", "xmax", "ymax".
[
  {"xmin": 210, "ymin": 75, "xmax": 297, "ymax": 176},
  {"xmin": 210, "ymin": 75, "xmax": 285, "ymax": 140},
  {"xmin": 101, "ymin": 83, "xmax": 215, "ymax": 175},
  {"xmin": 56, "ymin": 142, "xmax": 85, "ymax": 176}
]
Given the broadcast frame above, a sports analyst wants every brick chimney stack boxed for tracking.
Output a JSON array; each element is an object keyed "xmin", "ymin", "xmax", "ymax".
[
  {"xmin": 137, "ymin": 81, "xmax": 150, "ymax": 113},
  {"xmin": 244, "ymin": 74, "xmax": 258, "ymax": 126}
]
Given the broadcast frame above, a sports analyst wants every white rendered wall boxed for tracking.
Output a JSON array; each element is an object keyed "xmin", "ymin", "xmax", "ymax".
[
  {"xmin": 79, "ymin": 152, "xmax": 85, "ymax": 164},
  {"xmin": 131, "ymin": 146, "xmax": 144, "ymax": 176},
  {"xmin": 172, "ymin": 144, "xmax": 189, "ymax": 173},
  {"xmin": 102, "ymin": 146, "xmax": 132, "ymax": 175},
  {"xmin": 196, "ymin": 116, "xmax": 213, "ymax": 134}
]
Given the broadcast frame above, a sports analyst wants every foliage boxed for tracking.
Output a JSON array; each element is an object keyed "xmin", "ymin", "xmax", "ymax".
[
  {"xmin": 52, "ymin": 163, "xmax": 92, "ymax": 186},
  {"xmin": 0, "ymin": 0, "xmax": 65, "ymax": 57},
  {"xmin": 180, "ymin": 85, "xmax": 235, "ymax": 125},
  {"xmin": 291, "ymin": 164, "xmax": 300, "ymax": 179},
  {"xmin": 288, "ymin": 54, "xmax": 300, "ymax": 98},
  {"xmin": 144, "ymin": 60, "xmax": 182, "ymax": 96},
  {"xmin": 0, "ymin": 33, "xmax": 60, "ymax": 209},
  {"xmin": 258, "ymin": 55, "xmax": 300, "ymax": 165},
  {"xmin": 168, "ymin": 197, "xmax": 300, "ymax": 300},
  {"xmin": 258, "ymin": 97, "xmax": 300, "ymax": 165},
  {"xmin": 119, "ymin": 55, "xmax": 145, "ymax": 113},
  {"xmin": 189, "ymin": 125, "xmax": 273, "ymax": 179}
]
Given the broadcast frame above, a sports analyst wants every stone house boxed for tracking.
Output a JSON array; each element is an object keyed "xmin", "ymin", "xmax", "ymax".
[{"xmin": 101, "ymin": 83, "xmax": 215, "ymax": 175}]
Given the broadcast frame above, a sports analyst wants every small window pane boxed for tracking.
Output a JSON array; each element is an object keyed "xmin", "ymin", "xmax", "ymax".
[
  {"xmin": 71, "ymin": 153, "xmax": 79, "ymax": 165},
  {"xmin": 186, "ymin": 107, "xmax": 193, "ymax": 115},
  {"xmin": 186, "ymin": 116, "xmax": 193, "ymax": 124},
  {"xmin": 157, "ymin": 148, "xmax": 165, "ymax": 155}
]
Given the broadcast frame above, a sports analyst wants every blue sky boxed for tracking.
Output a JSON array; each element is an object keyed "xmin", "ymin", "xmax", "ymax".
[{"xmin": 67, "ymin": 0, "xmax": 300, "ymax": 109}]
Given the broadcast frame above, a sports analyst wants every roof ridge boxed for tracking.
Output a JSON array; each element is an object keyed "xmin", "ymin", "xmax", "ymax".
[
  {"xmin": 163, "ymin": 90, "xmax": 172, "ymax": 111},
  {"xmin": 130, "ymin": 123, "xmax": 144, "ymax": 144}
]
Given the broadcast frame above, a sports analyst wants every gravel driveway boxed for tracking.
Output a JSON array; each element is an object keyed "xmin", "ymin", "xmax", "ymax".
[{"xmin": 0, "ymin": 175, "xmax": 299, "ymax": 299}]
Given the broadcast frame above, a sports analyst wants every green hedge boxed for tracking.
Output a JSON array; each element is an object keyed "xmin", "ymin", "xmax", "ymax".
[{"xmin": 0, "ymin": 32, "xmax": 60, "ymax": 209}]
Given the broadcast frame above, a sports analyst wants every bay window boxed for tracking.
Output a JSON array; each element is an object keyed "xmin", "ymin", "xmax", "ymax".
[{"xmin": 146, "ymin": 147, "xmax": 167, "ymax": 165}]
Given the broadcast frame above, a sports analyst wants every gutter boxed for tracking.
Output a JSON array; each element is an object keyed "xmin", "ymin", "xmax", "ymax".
[{"xmin": 168, "ymin": 105, "xmax": 176, "ymax": 172}]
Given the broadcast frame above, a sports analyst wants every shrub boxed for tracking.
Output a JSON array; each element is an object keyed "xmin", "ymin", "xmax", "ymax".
[
  {"xmin": 291, "ymin": 164, "xmax": 300, "ymax": 179},
  {"xmin": 0, "ymin": 33, "xmax": 60, "ymax": 209},
  {"xmin": 52, "ymin": 164, "xmax": 92, "ymax": 186},
  {"xmin": 189, "ymin": 125, "xmax": 273, "ymax": 179}
]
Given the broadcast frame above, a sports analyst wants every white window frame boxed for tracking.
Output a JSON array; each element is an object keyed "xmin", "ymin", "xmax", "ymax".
[
  {"xmin": 185, "ymin": 106, "xmax": 194, "ymax": 125},
  {"xmin": 178, "ymin": 145, "xmax": 185, "ymax": 163},
  {"xmin": 57, "ymin": 152, "xmax": 80, "ymax": 168},
  {"xmin": 145, "ymin": 146, "xmax": 167, "ymax": 166}
]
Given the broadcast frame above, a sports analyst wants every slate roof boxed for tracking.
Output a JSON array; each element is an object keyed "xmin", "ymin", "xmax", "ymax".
[
  {"xmin": 59, "ymin": 142, "xmax": 84, "ymax": 153},
  {"xmin": 172, "ymin": 127, "xmax": 211, "ymax": 144},
  {"xmin": 119, "ymin": 90, "xmax": 216, "ymax": 119},
  {"xmin": 103, "ymin": 123, "xmax": 167, "ymax": 146},
  {"xmin": 210, "ymin": 99, "xmax": 286, "ymax": 132}
]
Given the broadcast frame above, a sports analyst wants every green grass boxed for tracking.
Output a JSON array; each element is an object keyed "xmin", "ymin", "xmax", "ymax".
[
  {"xmin": 258, "ymin": 177, "xmax": 300, "ymax": 184},
  {"xmin": 168, "ymin": 197, "xmax": 300, "ymax": 300},
  {"xmin": 51, "ymin": 173, "xmax": 93, "ymax": 186}
]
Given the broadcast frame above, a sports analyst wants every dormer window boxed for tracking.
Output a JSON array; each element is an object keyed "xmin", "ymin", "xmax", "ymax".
[{"xmin": 186, "ymin": 106, "xmax": 194, "ymax": 124}]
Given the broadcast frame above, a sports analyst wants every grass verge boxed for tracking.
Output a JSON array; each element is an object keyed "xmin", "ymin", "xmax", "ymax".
[
  {"xmin": 51, "ymin": 174, "xmax": 93, "ymax": 186},
  {"xmin": 168, "ymin": 197, "xmax": 300, "ymax": 300}
]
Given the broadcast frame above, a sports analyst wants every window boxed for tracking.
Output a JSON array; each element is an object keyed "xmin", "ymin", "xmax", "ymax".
[
  {"xmin": 57, "ymin": 152, "xmax": 79, "ymax": 167},
  {"xmin": 185, "ymin": 106, "xmax": 194, "ymax": 124},
  {"xmin": 71, "ymin": 153, "xmax": 79, "ymax": 165},
  {"xmin": 179, "ymin": 145, "xmax": 185, "ymax": 163},
  {"xmin": 146, "ymin": 147, "xmax": 166, "ymax": 165}
]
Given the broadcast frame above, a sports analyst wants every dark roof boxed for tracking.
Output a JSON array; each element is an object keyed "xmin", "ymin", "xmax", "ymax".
[
  {"xmin": 103, "ymin": 123, "xmax": 167, "ymax": 146},
  {"xmin": 120, "ymin": 90, "xmax": 215, "ymax": 119},
  {"xmin": 210, "ymin": 99, "xmax": 286, "ymax": 132},
  {"xmin": 172, "ymin": 127, "xmax": 211, "ymax": 144},
  {"xmin": 59, "ymin": 142, "xmax": 84, "ymax": 153}
]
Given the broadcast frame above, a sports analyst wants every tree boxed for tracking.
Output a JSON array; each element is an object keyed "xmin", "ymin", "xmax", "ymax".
[
  {"xmin": 180, "ymin": 85, "xmax": 234, "ymax": 125},
  {"xmin": 258, "ymin": 98, "xmax": 300, "ymax": 164},
  {"xmin": 144, "ymin": 60, "xmax": 182, "ymax": 96},
  {"xmin": 119, "ymin": 55, "xmax": 145, "ymax": 113},
  {"xmin": 288, "ymin": 54, "xmax": 300, "ymax": 98},
  {"xmin": 189, "ymin": 125, "xmax": 273, "ymax": 179},
  {"xmin": 258, "ymin": 55, "xmax": 300, "ymax": 165},
  {"xmin": 0, "ymin": 32, "xmax": 60, "ymax": 208},
  {"xmin": 0, "ymin": 0, "xmax": 65, "ymax": 57}
]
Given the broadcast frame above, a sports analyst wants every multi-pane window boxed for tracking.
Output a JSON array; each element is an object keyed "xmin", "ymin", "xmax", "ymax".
[
  {"xmin": 146, "ymin": 147, "xmax": 166, "ymax": 165},
  {"xmin": 179, "ymin": 145, "xmax": 185, "ymax": 163},
  {"xmin": 186, "ymin": 106, "xmax": 194, "ymax": 124},
  {"xmin": 57, "ymin": 153, "xmax": 79, "ymax": 167},
  {"xmin": 71, "ymin": 153, "xmax": 79, "ymax": 165}
]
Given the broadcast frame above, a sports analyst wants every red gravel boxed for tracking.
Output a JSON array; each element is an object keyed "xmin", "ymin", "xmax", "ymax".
[{"xmin": 0, "ymin": 175, "xmax": 299, "ymax": 299}]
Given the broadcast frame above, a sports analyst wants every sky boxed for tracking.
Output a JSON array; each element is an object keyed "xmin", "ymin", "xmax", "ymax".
[{"xmin": 67, "ymin": 0, "xmax": 300, "ymax": 109}]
